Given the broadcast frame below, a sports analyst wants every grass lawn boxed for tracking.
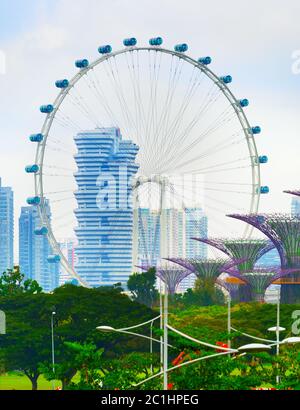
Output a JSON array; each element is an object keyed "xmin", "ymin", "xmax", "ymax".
[{"xmin": 0, "ymin": 371, "xmax": 62, "ymax": 390}]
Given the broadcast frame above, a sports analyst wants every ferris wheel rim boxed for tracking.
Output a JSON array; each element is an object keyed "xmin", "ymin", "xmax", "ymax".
[{"xmin": 32, "ymin": 44, "xmax": 261, "ymax": 287}]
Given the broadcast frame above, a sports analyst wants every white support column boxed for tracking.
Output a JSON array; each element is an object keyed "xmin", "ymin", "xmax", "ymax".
[{"xmin": 163, "ymin": 282, "xmax": 168, "ymax": 390}]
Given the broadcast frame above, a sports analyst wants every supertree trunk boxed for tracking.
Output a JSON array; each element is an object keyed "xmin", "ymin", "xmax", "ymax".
[{"xmin": 238, "ymin": 284, "xmax": 253, "ymax": 302}]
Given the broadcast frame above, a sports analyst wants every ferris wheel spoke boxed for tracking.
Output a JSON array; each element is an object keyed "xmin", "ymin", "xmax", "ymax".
[
  {"xmin": 46, "ymin": 143, "xmax": 74, "ymax": 156},
  {"xmin": 156, "ymin": 86, "xmax": 223, "ymax": 170},
  {"xmin": 103, "ymin": 58, "xmax": 135, "ymax": 137},
  {"xmin": 166, "ymin": 133, "xmax": 247, "ymax": 173},
  {"xmin": 85, "ymin": 69, "xmax": 119, "ymax": 126},
  {"xmin": 68, "ymin": 87, "xmax": 103, "ymax": 128},
  {"xmin": 43, "ymin": 164, "xmax": 75, "ymax": 172},
  {"xmin": 55, "ymin": 110, "xmax": 84, "ymax": 132},
  {"xmin": 43, "ymin": 189, "xmax": 75, "ymax": 196},
  {"xmin": 191, "ymin": 164, "xmax": 252, "ymax": 175},
  {"xmin": 153, "ymin": 67, "xmax": 204, "ymax": 170},
  {"xmin": 180, "ymin": 156, "xmax": 251, "ymax": 174},
  {"xmin": 154, "ymin": 59, "xmax": 185, "ymax": 166},
  {"xmin": 204, "ymin": 194, "xmax": 247, "ymax": 212},
  {"xmin": 160, "ymin": 101, "xmax": 236, "ymax": 171}
]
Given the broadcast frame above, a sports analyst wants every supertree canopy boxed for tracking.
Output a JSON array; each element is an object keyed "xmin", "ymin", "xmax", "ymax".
[
  {"xmin": 166, "ymin": 258, "xmax": 241, "ymax": 282},
  {"xmin": 228, "ymin": 213, "xmax": 300, "ymax": 303},
  {"xmin": 192, "ymin": 237, "xmax": 273, "ymax": 273},
  {"xmin": 227, "ymin": 267, "xmax": 299, "ymax": 302},
  {"xmin": 191, "ymin": 237, "xmax": 274, "ymax": 302},
  {"xmin": 139, "ymin": 265, "xmax": 191, "ymax": 294}
]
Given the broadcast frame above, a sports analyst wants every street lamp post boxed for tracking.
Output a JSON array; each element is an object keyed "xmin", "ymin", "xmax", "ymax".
[
  {"xmin": 51, "ymin": 311, "xmax": 56, "ymax": 390},
  {"xmin": 163, "ymin": 283, "xmax": 168, "ymax": 390},
  {"xmin": 227, "ymin": 293, "xmax": 231, "ymax": 351}
]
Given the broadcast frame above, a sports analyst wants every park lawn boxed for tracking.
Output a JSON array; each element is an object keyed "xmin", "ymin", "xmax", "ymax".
[{"xmin": 0, "ymin": 371, "xmax": 79, "ymax": 390}]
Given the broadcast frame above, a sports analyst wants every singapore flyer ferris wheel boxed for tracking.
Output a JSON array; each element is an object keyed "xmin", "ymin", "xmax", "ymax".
[{"xmin": 26, "ymin": 36, "xmax": 267, "ymax": 288}]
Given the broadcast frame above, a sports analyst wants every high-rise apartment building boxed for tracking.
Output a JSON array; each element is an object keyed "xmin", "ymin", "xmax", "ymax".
[
  {"xmin": 291, "ymin": 197, "xmax": 300, "ymax": 217},
  {"xmin": 137, "ymin": 206, "xmax": 208, "ymax": 291},
  {"xmin": 19, "ymin": 201, "xmax": 59, "ymax": 291},
  {"xmin": 58, "ymin": 239, "xmax": 77, "ymax": 285},
  {"xmin": 74, "ymin": 127, "xmax": 139, "ymax": 287},
  {"xmin": 0, "ymin": 178, "xmax": 14, "ymax": 274}
]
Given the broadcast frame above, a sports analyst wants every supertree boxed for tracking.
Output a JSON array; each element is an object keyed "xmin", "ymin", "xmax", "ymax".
[
  {"xmin": 226, "ymin": 267, "xmax": 299, "ymax": 302},
  {"xmin": 191, "ymin": 237, "xmax": 274, "ymax": 301},
  {"xmin": 228, "ymin": 213, "xmax": 300, "ymax": 303},
  {"xmin": 215, "ymin": 277, "xmax": 242, "ymax": 301},
  {"xmin": 139, "ymin": 265, "xmax": 192, "ymax": 295},
  {"xmin": 166, "ymin": 258, "xmax": 242, "ymax": 284}
]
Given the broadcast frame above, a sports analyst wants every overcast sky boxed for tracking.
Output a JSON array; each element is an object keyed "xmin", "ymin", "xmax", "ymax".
[{"xmin": 1, "ymin": 0, "xmax": 300, "ymax": 258}]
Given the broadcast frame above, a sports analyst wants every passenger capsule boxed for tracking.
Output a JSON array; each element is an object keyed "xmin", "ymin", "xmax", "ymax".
[
  {"xmin": 198, "ymin": 56, "xmax": 212, "ymax": 65},
  {"xmin": 34, "ymin": 227, "xmax": 48, "ymax": 236},
  {"xmin": 260, "ymin": 186, "xmax": 269, "ymax": 194},
  {"xmin": 55, "ymin": 79, "xmax": 69, "ymax": 88},
  {"xmin": 26, "ymin": 196, "xmax": 41, "ymax": 206},
  {"xmin": 174, "ymin": 43, "xmax": 188, "ymax": 53},
  {"xmin": 149, "ymin": 37, "xmax": 163, "ymax": 46},
  {"xmin": 98, "ymin": 45, "xmax": 112, "ymax": 54},
  {"xmin": 259, "ymin": 155, "xmax": 268, "ymax": 164},
  {"xmin": 70, "ymin": 279, "xmax": 79, "ymax": 286},
  {"xmin": 25, "ymin": 164, "xmax": 39, "ymax": 173},
  {"xmin": 239, "ymin": 99, "xmax": 249, "ymax": 107},
  {"xmin": 123, "ymin": 38, "xmax": 137, "ymax": 46},
  {"xmin": 251, "ymin": 126, "xmax": 261, "ymax": 134},
  {"xmin": 75, "ymin": 59, "xmax": 89, "ymax": 68},
  {"xmin": 47, "ymin": 255, "xmax": 61, "ymax": 263},
  {"xmin": 29, "ymin": 133, "xmax": 44, "ymax": 142},
  {"xmin": 220, "ymin": 75, "xmax": 232, "ymax": 84},
  {"xmin": 40, "ymin": 104, "xmax": 54, "ymax": 114}
]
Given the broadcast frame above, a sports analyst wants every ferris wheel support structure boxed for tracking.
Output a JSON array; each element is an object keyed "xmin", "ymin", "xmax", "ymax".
[{"xmin": 30, "ymin": 42, "xmax": 263, "ymax": 287}]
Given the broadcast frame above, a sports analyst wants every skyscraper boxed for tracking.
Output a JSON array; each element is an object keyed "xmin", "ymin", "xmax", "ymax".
[
  {"xmin": 137, "ymin": 208, "xmax": 160, "ymax": 266},
  {"xmin": 74, "ymin": 127, "xmax": 139, "ymax": 287},
  {"xmin": 0, "ymin": 178, "xmax": 14, "ymax": 274},
  {"xmin": 185, "ymin": 208, "xmax": 208, "ymax": 259},
  {"xmin": 291, "ymin": 197, "xmax": 300, "ymax": 217},
  {"xmin": 180, "ymin": 207, "xmax": 208, "ymax": 291},
  {"xmin": 58, "ymin": 239, "xmax": 77, "ymax": 285},
  {"xmin": 136, "ymin": 206, "xmax": 208, "ymax": 291},
  {"xmin": 19, "ymin": 201, "xmax": 59, "ymax": 291}
]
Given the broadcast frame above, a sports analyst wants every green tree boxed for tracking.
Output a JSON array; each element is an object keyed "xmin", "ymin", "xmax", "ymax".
[
  {"xmin": 0, "ymin": 293, "xmax": 51, "ymax": 389},
  {"xmin": 102, "ymin": 352, "xmax": 159, "ymax": 390},
  {"xmin": 40, "ymin": 342, "xmax": 104, "ymax": 390},
  {"xmin": 0, "ymin": 266, "xmax": 42, "ymax": 296},
  {"xmin": 127, "ymin": 268, "xmax": 158, "ymax": 307},
  {"xmin": 181, "ymin": 278, "xmax": 225, "ymax": 306},
  {"xmin": 0, "ymin": 284, "xmax": 154, "ymax": 389}
]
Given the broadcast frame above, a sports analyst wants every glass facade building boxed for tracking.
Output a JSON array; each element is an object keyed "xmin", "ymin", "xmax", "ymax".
[
  {"xmin": 19, "ymin": 201, "xmax": 59, "ymax": 292},
  {"xmin": 74, "ymin": 127, "xmax": 139, "ymax": 287},
  {"xmin": 291, "ymin": 197, "xmax": 300, "ymax": 217},
  {"xmin": 0, "ymin": 178, "xmax": 14, "ymax": 274},
  {"xmin": 58, "ymin": 239, "xmax": 77, "ymax": 285}
]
